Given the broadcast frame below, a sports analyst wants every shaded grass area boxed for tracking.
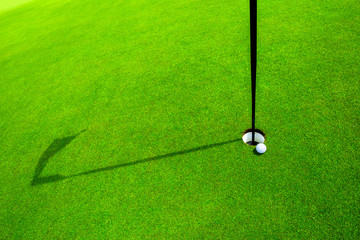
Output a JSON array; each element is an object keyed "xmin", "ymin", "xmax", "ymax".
[
  {"xmin": 31, "ymin": 130, "xmax": 87, "ymax": 185},
  {"xmin": 1, "ymin": 0, "xmax": 359, "ymax": 239},
  {"xmin": 32, "ymin": 134, "xmax": 242, "ymax": 186}
]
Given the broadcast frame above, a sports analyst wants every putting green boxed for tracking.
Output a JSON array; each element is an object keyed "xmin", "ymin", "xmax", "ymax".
[
  {"xmin": 1, "ymin": 0, "xmax": 359, "ymax": 238},
  {"xmin": 0, "ymin": 0, "xmax": 35, "ymax": 12}
]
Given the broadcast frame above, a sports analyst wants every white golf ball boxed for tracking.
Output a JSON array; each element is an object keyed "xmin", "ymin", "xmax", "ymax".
[{"xmin": 256, "ymin": 143, "xmax": 267, "ymax": 154}]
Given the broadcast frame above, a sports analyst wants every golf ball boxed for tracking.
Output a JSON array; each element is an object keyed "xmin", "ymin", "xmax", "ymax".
[{"xmin": 256, "ymin": 143, "xmax": 267, "ymax": 154}]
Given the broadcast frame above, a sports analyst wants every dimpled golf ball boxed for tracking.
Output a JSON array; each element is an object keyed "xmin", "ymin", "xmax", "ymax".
[{"xmin": 256, "ymin": 143, "xmax": 266, "ymax": 154}]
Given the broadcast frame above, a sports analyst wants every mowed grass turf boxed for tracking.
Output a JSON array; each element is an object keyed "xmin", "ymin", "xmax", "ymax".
[
  {"xmin": 0, "ymin": 0, "xmax": 359, "ymax": 238},
  {"xmin": 0, "ymin": 0, "xmax": 35, "ymax": 13}
]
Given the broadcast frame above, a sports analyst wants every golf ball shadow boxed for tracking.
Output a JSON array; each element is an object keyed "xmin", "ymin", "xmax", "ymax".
[{"xmin": 253, "ymin": 148, "xmax": 262, "ymax": 156}]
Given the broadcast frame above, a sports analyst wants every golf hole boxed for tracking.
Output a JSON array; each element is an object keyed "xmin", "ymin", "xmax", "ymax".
[{"xmin": 242, "ymin": 129, "xmax": 266, "ymax": 146}]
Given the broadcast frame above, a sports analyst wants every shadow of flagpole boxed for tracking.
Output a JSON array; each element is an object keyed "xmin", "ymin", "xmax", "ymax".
[
  {"xmin": 31, "ymin": 137, "xmax": 242, "ymax": 186},
  {"xmin": 69, "ymin": 138, "xmax": 242, "ymax": 178},
  {"xmin": 31, "ymin": 130, "xmax": 87, "ymax": 186}
]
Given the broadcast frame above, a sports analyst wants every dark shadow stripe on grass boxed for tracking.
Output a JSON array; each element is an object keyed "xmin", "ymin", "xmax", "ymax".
[
  {"xmin": 31, "ymin": 137, "xmax": 242, "ymax": 185},
  {"xmin": 69, "ymin": 138, "xmax": 242, "ymax": 178},
  {"xmin": 31, "ymin": 130, "xmax": 86, "ymax": 186}
]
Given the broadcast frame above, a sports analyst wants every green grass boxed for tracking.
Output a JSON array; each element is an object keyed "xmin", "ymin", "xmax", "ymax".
[
  {"xmin": 0, "ymin": 0, "xmax": 35, "ymax": 12},
  {"xmin": 1, "ymin": 0, "xmax": 359, "ymax": 238}
]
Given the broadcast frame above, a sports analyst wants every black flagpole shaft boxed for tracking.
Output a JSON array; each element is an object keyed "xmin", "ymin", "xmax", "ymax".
[{"xmin": 250, "ymin": 0, "xmax": 257, "ymax": 144}]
